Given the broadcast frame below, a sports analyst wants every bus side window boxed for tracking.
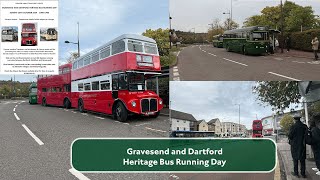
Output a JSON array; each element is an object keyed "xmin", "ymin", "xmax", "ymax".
[
  {"xmin": 100, "ymin": 47, "xmax": 110, "ymax": 59},
  {"xmin": 42, "ymin": 88, "xmax": 47, "ymax": 92},
  {"xmin": 112, "ymin": 74, "xmax": 119, "ymax": 90},
  {"xmin": 92, "ymin": 81, "xmax": 100, "ymax": 90},
  {"xmin": 84, "ymin": 83, "xmax": 91, "ymax": 91},
  {"xmin": 112, "ymin": 40, "xmax": 125, "ymax": 55},
  {"xmin": 64, "ymin": 84, "xmax": 71, "ymax": 92},
  {"xmin": 100, "ymin": 81, "xmax": 110, "ymax": 90},
  {"xmin": 78, "ymin": 83, "xmax": 84, "ymax": 91},
  {"xmin": 118, "ymin": 74, "xmax": 127, "ymax": 90}
]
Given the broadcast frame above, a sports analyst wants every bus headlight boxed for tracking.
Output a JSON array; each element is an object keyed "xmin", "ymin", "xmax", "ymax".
[
  {"xmin": 131, "ymin": 101, "xmax": 137, "ymax": 107},
  {"xmin": 159, "ymin": 99, "xmax": 163, "ymax": 105}
]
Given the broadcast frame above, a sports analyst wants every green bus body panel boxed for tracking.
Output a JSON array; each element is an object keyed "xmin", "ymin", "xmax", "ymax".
[
  {"xmin": 213, "ymin": 41, "xmax": 223, "ymax": 48},
  {"xmin": 223, "ymin": 38, "xmax": 268, "ymax": 55},
  {"xmin": 29, "ymin": 82, "xmax": 37, "ymax": 104}
]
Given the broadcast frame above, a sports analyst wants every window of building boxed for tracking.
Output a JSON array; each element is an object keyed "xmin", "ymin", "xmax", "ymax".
[
  {"xmin": 92, "ymin": 81, "xmax": 99, "ymax": 90},
  {"xmin": 112, "ymin": 40, "xmax": 125, "ymax": 55},
  {"xmin": 84, "ymin": 83, "xmax": 91, "ymax": 91},
  {"xmin": 101, "ymin": 80, "xmax": 110, "ymax": 90},
  {"xmin": 78, "ymin": 83, "xmax": 84, "ymax": 91}
]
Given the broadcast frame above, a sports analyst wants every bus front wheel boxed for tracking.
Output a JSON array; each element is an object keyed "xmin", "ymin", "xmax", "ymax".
[
  {"xmin": 78, "ymin": 99, "xmax": 85, "ymax": 113},
  {"xmin": 64, "ymin": 99, "xmax": 71, "ymax": 109},
  {"xmin": 42, "ymin": 98, "xmax": 47, "ymax": 106},
  {"xmin": 114, "ymin": 102, "xmax": 128, "ymax": 122}
]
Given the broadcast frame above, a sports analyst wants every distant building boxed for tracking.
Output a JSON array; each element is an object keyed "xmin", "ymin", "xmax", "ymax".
[
  {"xmin": 170, "ymin": 109, "xmax": 197, "ymax": 131},
  {"xmin": 207, "ymin": 118, "xmax": 222, "ymax": 136},
  {"xmin": 195, "ymin": 120, "xmax": 209, "ymax": 131},
  {"xmin": 221, "ymin": 122, "xmax": 247, "ymax": 137}
]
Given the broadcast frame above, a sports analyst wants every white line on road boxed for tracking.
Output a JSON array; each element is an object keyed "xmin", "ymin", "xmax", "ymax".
[
  {"xmin": 81, "ymin": 113, "xmax": 88, "ymax": 116},
  {"xmin": 222, "ymin": 58, "xmax": 248, "ymax": 67},
  {"xmin": 135, "ymin": 122, "xmax": 151, "ymax": 127},
  {"xmin": 72, "ymin": 111, "xmax": 77, "ymax": 114},
  {"xmin": 69, "ymin": 168, "xmax": 90, "ymax": 180},
  {"xmin": 268, "ymin": 72, "xmax": 301, "ymax": 81},
  {"xmin": 176, "ymin": 51, "xmax": 181, "ymax": 57},
  {"xmin": 21, "ymin": 124, "xmax": 44, "ymax": 145},
  {"xmin": 94, "ymin": 116, "xmax": 105, "ymax": 120},
  {"xmin": 15, "ymin": 105, "xmax": 18, "ymax": 108},
  {"xmin": 173, "ymin": 72, "xmax": 180, "ymax": 77},
  {"xmin": 145, "ymin": 127, "xmax": 167, "ymax": 133},
  {"xmin": 208, "ymin": 53, "xmax": 217, "ymax": 57},
  {"xmin": 14, "ymin": 113, "xmax": 20, "ymax": 121},
  {"xmin": 13, "ymin": 108, "xmax": 16, "ymax": 112},
  {"xmin": 292, "ymin": 61, "xmax": 306, "ymax": 64},
  {"xmin": 64, "ymin": 109, "xmax": 69, "ymax": 112},
  {"xmin": 173, "ymin": 77, "xmax": 180, "ymax": 81}
]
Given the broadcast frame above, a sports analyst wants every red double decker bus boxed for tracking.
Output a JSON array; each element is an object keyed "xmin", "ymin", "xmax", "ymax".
[
  {"xmin": 37, "ymin": 64, "xmax": 72, "ymax": 108},
  {"xmin": 70, "ymin": 34, "xmax": 163, "ymax": 121},
  {"xmin": 252, "ymin": 120, "xmax": 263, "ymax": 138},
  {"xmin": 21, "ymin": 23, "xmax": 37, "ymax": 46}
]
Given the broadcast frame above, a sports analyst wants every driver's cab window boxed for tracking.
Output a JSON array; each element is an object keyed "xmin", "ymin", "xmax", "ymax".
[{"xmin": 112, "ymin": 74, "xmax": 119, "ymax": 90}]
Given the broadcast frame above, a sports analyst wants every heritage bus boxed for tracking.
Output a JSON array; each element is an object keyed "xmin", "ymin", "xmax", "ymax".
[
  {"xmin": 170, "ymin": 130, "xmax": 216, "ymax": 138},
  {"xmin": 2, "ymin": 28, "xmax": 17, "ymax": 41},
  {"xmin": 212, "ymin": 34, "xmax": 224, "ymax": 48},
  {"xmin": 252, "ymin": 120, "xmax": 263, "ymax": 138},
  {"xmin": 29, "ymin": 82, "xmax": 37, "ymax": 104},
  {"xmin": 71, "ymin": 34, "xmax": 163, "ymax": 121},
  {"xmin": 21, "ymin": 23, "xmax": 37, "ymax": 46},
  {"xmin": 37, "ymin": 63, "xmax": 72, "ymax": 108},
  {"xmin": 223, "ymin": 26, "xmax": 269, "ymax": 55},
  {"xmin": 41, "ymin": 28, "xmax": 57, "ymax": 41}
]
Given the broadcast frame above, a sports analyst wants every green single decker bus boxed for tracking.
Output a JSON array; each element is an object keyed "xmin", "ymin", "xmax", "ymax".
[
  {"xmin": 212, "ymin": 34, "xmax": 224, "ymax": 48},
  {"xmin": 223, "ymin": 26, "xmax": 269, "ymax": 55},
  {"xmin": 29, "ymin": 82, "xmax": 37, "ymax": 104}
]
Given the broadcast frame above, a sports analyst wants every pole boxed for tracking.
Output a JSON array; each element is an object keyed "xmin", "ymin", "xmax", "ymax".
[
  {"xmin": 230, "ymin": 0, "xmax": 233, "ymax": 26},
  {"xmin": 77, "ymin": 22, "xmax": 80, "ymax": 57},
  {"xmin": 238, "ymin": 104, "xmax": 240, "ymax": 133},
  {"xmin": 13, "ymin": 75, "xmax": 15, "ymax": 98},
  {"xmin": 280, "ymin": 0, "xmax": 284, "ymax": 53},
  {"xmin": 169, "ymin": 16, "xmax": 172, "ymax": 49}
]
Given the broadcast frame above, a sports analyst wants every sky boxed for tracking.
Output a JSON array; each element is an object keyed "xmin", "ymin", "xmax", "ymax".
[
  {"xmin": 0, "ymin": 0, "xmax": 169, "ymax": 82},
  {"xmin": 170, "ymin": 0, "xmax": 320, "ymax": 33},
  {"xmin": 170, "ymin": 81, "xmax": 301, "ymax": 129}
]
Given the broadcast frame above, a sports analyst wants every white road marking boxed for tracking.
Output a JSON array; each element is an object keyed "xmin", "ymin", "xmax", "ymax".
[
  {"xmin": 64, "ymin": 109, "xmax": 69, "ymax": 112},
  {"xmin": 202, "ymin": 50, "xmax": 207, "ymax": 53},
  {"xmin": 170, "ymin": 174, "xmax": 180, "ymax": 179},
  {"xmin": 176, "ymin": 51, "xmax": 181, "ymax": 57},
  {"xmin": 72, "ymin": 111, "xmax": 77, "ymax": 114},
  {"xmin": 123, "ymin": 123, "xmax": 130, "ymax": 125},
  {"xmin": 59, "ymin": 108, "xmax": 63, "ymax": 110},
  {"xmin": 145, "ymin": 127, "xmax": 167, "ymax": 133},
  {"xmin": 173, "ymin": 77, "xmax": 180, "ymax": 81},
  {"xmin": 308, "ymin": 61, "xmax": 320, "ymax": 64},
  {"xmin": 13, "ymin": 108, "xmax": 16, "ymax": 112},
  {"xmin": 21, "ymin": 124, "xmax": 44, "ymax": 146},
  {"xmin": 135, "ymin": 122, "xmax": 151, "ymax": 127},
  {"xmin": 94, "ymin": 116, "xmax": 105, "ymax": 120},
  {"xmin": 173, "ymin": 72, "xmax": 180, "ymax": 77},
  {"xmin": 292, "ymin": 61, "xmax": 306, "ymax": 64},
  {"xmin": 222, "ymin": 58, "xmax": 248, "ymax": 67},
  {"xmin": 173, "ymin": 68, "xmax": 178, "ymax": 72},
  {"xmin": 15, "ymin": 105, "xmax": 18, "ymax": 108},
  {"xmin": 81, "ymin": 113, "xmax": 88, "ymax": 116},
  {"xmin": 268, "ymin": 72, "xmax": 301, "ymax": 81},
  {"xmin": 274, "ymin": 57, "xmax": 283, "ymax": 61},
  {"xmin": 208, "ymin": 53, "xmax": 217, "ymax": 57},
  {"xmin": 14, "ymin": 113, "xmax": 20, "ymax": 121},
  {"xmin": 69, "ymin": 168, "xmax": 90, "ymax": 180}
]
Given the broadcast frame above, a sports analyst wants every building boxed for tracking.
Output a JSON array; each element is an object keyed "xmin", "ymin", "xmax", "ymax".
[
  {"xmin": 221, "ymin": 122, "xmax": 247, "ymax": 137},
  {"xmin": 170, "ymin": 109, "xmax": 197, "ymax": 131},
  {"xmin": 194, "ymin": 120, "xmax": 209, "ymax": 131},
  {"xmin": 207, "ymin": 118, "xmax": 222, "ymax": 136}
]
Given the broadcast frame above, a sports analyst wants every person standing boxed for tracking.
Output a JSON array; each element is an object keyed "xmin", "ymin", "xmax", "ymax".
[
  {"xmin": 288, "ymin": 114, "xmax": 308, "ymax": 178},
  {"xmin": 311, "ymin": 37, "xmax": 319, "ymax": 61},
  {"xmin": 275, "ymin": 38, "xmax": 279, "ymax": 53},
  {"xmin": 286, "ymin": 36, "xmax": 291, "ymax": 52},
  {"xmin": 311, "ymin": 113, "xmax": 320, "ymax": 176}
]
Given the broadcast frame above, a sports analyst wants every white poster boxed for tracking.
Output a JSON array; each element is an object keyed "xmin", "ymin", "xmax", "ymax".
[{"xmin": 0, "ymin": 0, "xmax": 59, "ymax": 75}]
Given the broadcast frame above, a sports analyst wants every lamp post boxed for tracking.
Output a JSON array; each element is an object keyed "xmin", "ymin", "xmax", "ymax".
[
  {"xmin": 223, "ymin": 11, "xmax": 231, "ymax": 30},
  {"xmin": 280, "ymin": 0, "xmax": 284, "ymax": 53},
  {"xmin": 191, "ymin": 28, "xmax": 196, "ymax": 43},
  {"xmin": 169, "ymin": 16, "xmax": 173, "ymax": 48},
  {"xmin": 65, "ymin": 22, "xmax": 80, "ymax": 57}
]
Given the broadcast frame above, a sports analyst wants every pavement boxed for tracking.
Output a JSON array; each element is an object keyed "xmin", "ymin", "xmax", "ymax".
[
  {"xmin": 0, "ymin": 100, "xmax": 170, "ymax": 180},
  {"xmin": 272, "ymin": 50, "xmax": 317, "ymax": 60},
  {"xmin": 277, "ymin": 138, "xmax": 320, "ymax": 180},
  {"xmin": 171, "ymin": 45, "xmax": 320, "ymax": 81}
]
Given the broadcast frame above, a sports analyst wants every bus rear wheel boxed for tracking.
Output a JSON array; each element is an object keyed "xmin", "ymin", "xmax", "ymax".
[
  {"xmin": 42, "ymin": 98, "xmax": 47, "ymax": 106},
  {"xmin": 64, "ymin": 99, "xmax": 71, "ymax": 109},
  {"xmin": 114, "ymin": 102, "xmax": 128, "ymax": 122},
  {"xmin": 78, "ymin": 99, "xmax": 85, "ymax": 113}
]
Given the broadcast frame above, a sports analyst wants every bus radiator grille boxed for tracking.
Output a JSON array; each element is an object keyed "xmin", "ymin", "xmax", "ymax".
[
  {"xmin": 150, "ymin": 99, "xmax": 157, "ymax": 112},
  {"xmin": 141, "ymin": 99, "xmax": 150, "ymax": 113}
]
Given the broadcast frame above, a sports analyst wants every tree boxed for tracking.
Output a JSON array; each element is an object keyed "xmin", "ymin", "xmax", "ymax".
[
  {"xmin": 243, "ymin": 1, "xmax": 320, "ymax": 32},
  {"xmin": 66, "ymin": 52, "xmax": 79, "ymax": 63},
  {"xmin": 253, "ymin": 81, "xmax": 301, "ymax": 111},
  {"xmin": 142, "ymin": 28, "xmax": 170, "ymax": 56},
  {"xmin": 208, "ymin": 19, "xmax": 224, "ymax": 42},
  {"xmin": 223, "ymin": 18, "xmax": 239, "ymax": 30},
  {"xmin": 0, "ymin": 84, "xmax": 11, "ymax": 99},
  {"xmin": 280, "ymin": 114, "xmax": 294, "ymax": 135}
]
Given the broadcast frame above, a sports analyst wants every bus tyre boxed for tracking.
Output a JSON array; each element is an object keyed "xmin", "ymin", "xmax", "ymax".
[
  {"xmin": 78, "ymin": 99, "xmax": 85, "ymax": 113},
  {"xmin": 64, "ymin": 99, "xmax": 71, "ymax": 109},
  {"xmin": 42, "ymin": 98, "xmax": 46, "ymax": 106},
  {"xmin": 115, "ymin": 102, "xmax": 128, "ymax": 122}
]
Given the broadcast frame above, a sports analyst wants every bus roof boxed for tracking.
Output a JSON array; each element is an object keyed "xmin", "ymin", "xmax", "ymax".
[
  {"xmin": 29, "ymin": 82, "xmax": 37, "ymax": 88},
  {"xmin": 72, "ymin": 34, "xmax": 156, "ymax": 63},
  {"xmin": 224, "ymin": 26, "xmax": 269, "ymax": 35}
]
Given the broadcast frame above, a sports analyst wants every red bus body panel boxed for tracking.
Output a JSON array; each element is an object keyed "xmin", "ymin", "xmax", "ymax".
[
  {"xmin": 252, "ymin": 120, "xmax": 263, "ymax": 138},
  {"xmin": 71, "ymin": 52, "xmax": 161, "ymax": 81},
  {"xmin": 37, "ymin": 64, "xmax": 72, "ymax": 106}
]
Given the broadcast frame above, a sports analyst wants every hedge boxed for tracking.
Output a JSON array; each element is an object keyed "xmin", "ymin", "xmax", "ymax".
[{"xmin": 287, "ymin": 29, "xmax": 320, "ymax": 52}]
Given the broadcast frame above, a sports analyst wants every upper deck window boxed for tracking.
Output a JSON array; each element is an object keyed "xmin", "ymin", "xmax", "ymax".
[
  {"xmin": 100, "ymin": 47, "xmax": 110, "ymax": 59},
  {"xmin": 84, "ymin": 57, "xmax": 91, "ymax": 66},
  {"xmin": 144, "ymin": 43, "xmax": 158, "ymax": 55},
  {"xmin": 78, "ymin": 59, "xmax": 84, "ymax": 68},
  {"xmin": 62, "ymin": 67, "xmax": 70, "ymax": 74},
  {"xmin": 112, "ymin": 40, "xmax": 125, "ymax": 55},
  {"xmin": 92, "ymin": 53, "xmax": 99, "ymax": 63},
  {"xmin": 128, "ymin": 40, "xmax": 143, "ymax": 53},
  {"xmin": 73, "ymin": 61, "xmax": 78, "ymax": 70}
]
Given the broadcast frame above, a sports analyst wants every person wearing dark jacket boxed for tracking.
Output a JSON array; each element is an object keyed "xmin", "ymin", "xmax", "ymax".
[
  {"xmin": 288, "ymin": 114, "xmax": 308, "ymax": 178},
  {"xmin": 311, "ymin": 113, "xmax": 320, "ymax": 176}
]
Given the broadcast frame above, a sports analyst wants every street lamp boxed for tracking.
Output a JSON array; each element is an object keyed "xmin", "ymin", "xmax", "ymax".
[
  {"xmin": 169, "ymin": 16, "xmax": 173, "ymax": 48},
  {"xmin": 65, "ymin": 22, "xmax": 80, "ymax": 57},
  {"xmin": 280, "ymin": 0, "xmax": 284, "ymax": 53},
  {"xmin": 223, "ymin": 11, "xmax": 231, "ymax": 30}
]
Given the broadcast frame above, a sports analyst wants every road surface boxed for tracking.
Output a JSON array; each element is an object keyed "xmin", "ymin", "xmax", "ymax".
[
  {"xmin": 171, "ymin": 45, "xmax": 320, "ymax": 81},
  {"xmin": 0, "ymin": 99, "xmax": 276, "ymax": 180}
]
